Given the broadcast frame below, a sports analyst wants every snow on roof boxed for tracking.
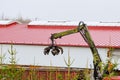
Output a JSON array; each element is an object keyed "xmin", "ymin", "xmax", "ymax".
[
  {"xmin": 86, "ymin": 21, "xmax": 120, "ymax": 26},
  {"xmin": 0, "ymin": 20, "xmax": 20, "ymax": 25},
  {"xmin": 28, "ymin": 21, "xmax": 79, "ymax": 26},
  {"xmin": 28, "ymin": 21, "xmax": 120, "ymax": 27}
]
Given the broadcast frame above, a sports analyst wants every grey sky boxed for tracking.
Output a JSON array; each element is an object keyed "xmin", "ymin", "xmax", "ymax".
[{"xmin": 0, "ymin": 0, "xmax": 120, "ymax": 21}]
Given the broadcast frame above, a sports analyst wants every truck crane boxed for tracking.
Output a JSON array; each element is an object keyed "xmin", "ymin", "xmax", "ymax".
[{"xmin": 43, "ymin": 21, "xmax": 102, "ymax": 80}]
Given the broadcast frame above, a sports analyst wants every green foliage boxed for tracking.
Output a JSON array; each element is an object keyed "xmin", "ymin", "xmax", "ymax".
[
  {"xmin": 0, "ymin": 44, "xmax": 119, "ymax": 80},
  {"xmin": 26, "ymin": 66, "xmax": 38, "ymax": 80},
  {"xmin": 64, "ymin": 51, "xmax": 75, "ymax": 80},
  {"xmin": 0, "ymin": 45, "xmax": 25, "ymax": 80},
  {"xmin": 57, "ymin": 73, "xmax": 63, "ymax": 80},
  {"xmin": 8, "ymin": 45, "xmax": 17, "ymax": 64},
  {"xmin": 102, "ymin": 59, "xmax": 118, "ymax": 78},
  {"xmin": 0, "ymin": 45, "xmax": 6, "ymax": 64},
  {"xmin": 101, "ymin": 47, "xmax": 119, "ymax": 78}
]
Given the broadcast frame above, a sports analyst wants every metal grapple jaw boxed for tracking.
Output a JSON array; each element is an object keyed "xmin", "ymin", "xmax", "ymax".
[
  {"xmin": 44, "ymin": 45, "xmax": 63, "ymax": 56},
  {"xmin": 44, "ymin": 36, "xmax": 63, "ymax": 56}
]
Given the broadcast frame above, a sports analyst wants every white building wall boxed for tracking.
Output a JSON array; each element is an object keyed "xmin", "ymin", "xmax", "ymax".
[{"xmin": 0, "ymin": 44, "xmax": 109, "ymax": 69}]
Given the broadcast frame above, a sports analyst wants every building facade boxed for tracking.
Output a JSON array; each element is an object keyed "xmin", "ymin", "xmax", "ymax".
[{"xmin": 0, "ymin": 20, "xmax": 120, "ymax": 69}]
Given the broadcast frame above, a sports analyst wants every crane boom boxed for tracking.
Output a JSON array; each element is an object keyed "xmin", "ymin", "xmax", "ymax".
[
  {"xmin": 51, "ymin": 22, "xmax": 101, "ymax": 62},
  {"xmin": 44, "ymin": 21, "xmax": 102, "ymax": 80}
]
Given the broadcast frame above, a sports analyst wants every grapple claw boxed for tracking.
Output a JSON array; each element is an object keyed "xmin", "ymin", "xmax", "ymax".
[
  {"xmin": 51, "ymin": 46, "xmax": 63, "ymax": 56},
  {"xmin": 51, "ymin": 46, "xmax": 60, "ymax": 56},
  {"xmin": 43, "ymin": 35, "xmax": 63, "ymax": 56},
  {"xmin": 57, "ymin": 46, "xmax": 63, "ymax": 54},
  {"xmin": 44, "ymin": 46, "xmax": 51, "ymax": 55},
  {"xmin": 44, "ymin": 45, "xmax": 63, "ymax": 56}
]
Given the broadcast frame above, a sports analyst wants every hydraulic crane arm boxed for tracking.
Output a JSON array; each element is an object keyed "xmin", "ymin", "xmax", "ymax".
[
  {"xmin": 50, "ymin": 22, "xmax": 101, "ymax": 63},
  {"xmin": 44, "ymin": 21, "xmax": 102, "ymax": 80}
]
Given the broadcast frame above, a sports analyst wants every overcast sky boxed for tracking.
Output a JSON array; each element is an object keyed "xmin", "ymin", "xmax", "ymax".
[{"xmin": 0, "ymin": 0, "xmax": 120, "ymax": 21}]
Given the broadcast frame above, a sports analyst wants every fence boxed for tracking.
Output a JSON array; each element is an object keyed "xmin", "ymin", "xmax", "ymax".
[{"xmin": 0, "ymin": 64, "xmax": 86, "ymax": 80}]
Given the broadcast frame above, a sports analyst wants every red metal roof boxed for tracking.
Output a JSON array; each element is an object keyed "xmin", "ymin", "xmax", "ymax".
[{"xmin": 0, "ymin": 22, "xmax": 120, "ymax": 48}]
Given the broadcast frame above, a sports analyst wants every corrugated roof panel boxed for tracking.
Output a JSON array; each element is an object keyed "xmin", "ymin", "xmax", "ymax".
[{"xmin": 0, "ymin": 22, "xmax": 120, "ymax": 48}]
